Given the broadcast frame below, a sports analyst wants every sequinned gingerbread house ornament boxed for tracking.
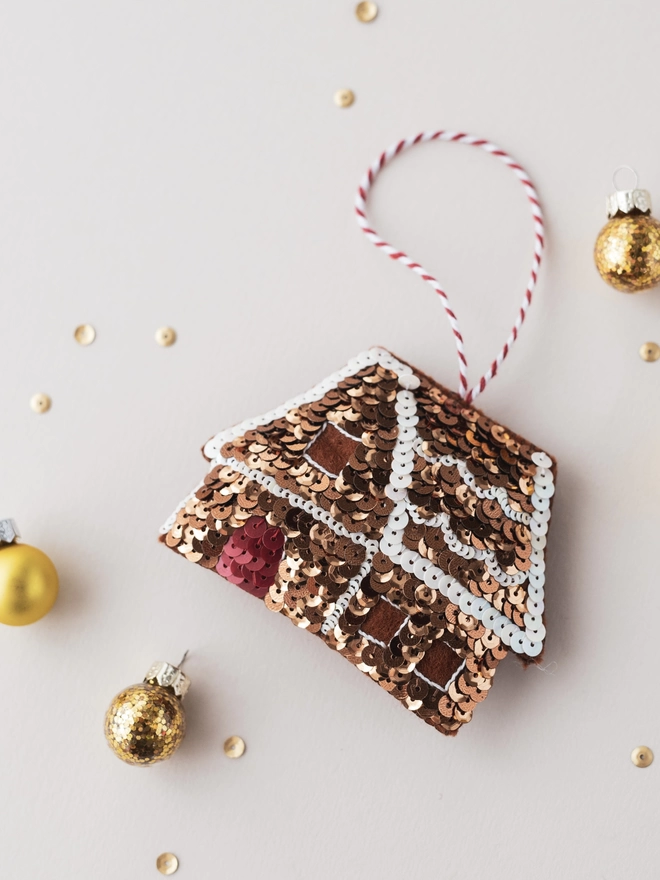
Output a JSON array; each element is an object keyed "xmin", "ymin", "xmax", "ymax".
[{"xmin": 161, "ymin": 348, "xmax": 555, "ymax": 736}]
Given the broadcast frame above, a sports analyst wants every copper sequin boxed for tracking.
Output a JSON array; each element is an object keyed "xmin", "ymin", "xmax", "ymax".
[{"xmin": 161, "ymin": 350, "xmax": 556, "ymax": 736}]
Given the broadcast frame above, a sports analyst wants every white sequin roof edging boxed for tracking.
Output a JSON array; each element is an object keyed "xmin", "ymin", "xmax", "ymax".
[{"xmin": 203, "ymin": 348, "xmax": 400, "ymax": 461}]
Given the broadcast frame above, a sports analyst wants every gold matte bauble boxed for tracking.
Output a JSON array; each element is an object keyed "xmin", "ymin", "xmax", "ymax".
[
  {"xmin": 104, "ymin": 683, "xmax": 186, "ymax": 766},
  {"xmin": 594, "ymin": 213, "xmax": 660, "ymax": 292},
  {"xmin": 0, "ymin": 543, "xmax": 59, "ymax": 626}
]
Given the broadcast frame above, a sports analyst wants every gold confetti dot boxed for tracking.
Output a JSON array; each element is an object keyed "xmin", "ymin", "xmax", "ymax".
[
  {"xmin": 155, "ymin": 327, "xmax": 177, "ymax": 347},
  {"xmin": 30, "ymin": 393, "xmax": 51, "ymax": 414},
  {"xmin": 639, "ymin": 342, "xmax": 660, "ymax": 362},
  {"xmin": 632, "ymin": 746, "xmax": 653, "ymax": 767},
  {"xmin": 74, "ymin": 324, "xmax": 96, "ymax": 345},
  {"xmin": 156, "ymin": 853, "xmax": 179, "ymax": 875},
  {"xmin": 334, "ymin": 88, "xmax": 355, "ymax": 108},
  {"xmin": 356, "ymin": 1, "xmax": 378, "ymax": 22},
  {"xmin": 224, "ymin": 735, "xmax": 246, "ymax": 758}
]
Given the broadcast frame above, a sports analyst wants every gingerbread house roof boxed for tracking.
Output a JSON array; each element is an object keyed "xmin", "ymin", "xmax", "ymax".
[{"xmin": 164, "ymin": 348, "xmax": 555, "ymax": 660}]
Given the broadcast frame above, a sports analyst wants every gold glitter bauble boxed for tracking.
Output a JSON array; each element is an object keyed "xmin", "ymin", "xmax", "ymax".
[
  {"xmin": 104, "ymin": 660, "xmax": 190, "ymax": 766},
  {"xmin": 595, "ymin": 213, "xmax": 660, "ymax": 293},
  {"xmin": 104, "ymin": 683, "xmax": 186, "ymax": 766},
  {"xmin": 0, "ymin": 542, "xmax": 59, "ymax": 626}
]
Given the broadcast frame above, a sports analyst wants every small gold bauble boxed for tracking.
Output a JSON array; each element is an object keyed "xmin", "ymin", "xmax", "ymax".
[
  {"xmin": 0, "ymin": 543, "xmax": 59, "ymax": 626},
  {"xmin": 595, "ymin": 213, "xmax": 660, "ymax": 293},
  {"xmin": 104, "ymin": 683, "xmax": 186, "ymax": 766}
]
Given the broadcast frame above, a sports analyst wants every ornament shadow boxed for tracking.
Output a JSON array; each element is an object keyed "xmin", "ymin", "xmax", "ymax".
[
  {"xmin": 44, "ymin": 541, "xmax": 92, "ymax": 625},
  {"xmin": 176, "ymin": 674, "xmax": 220, "ymax": 763}
]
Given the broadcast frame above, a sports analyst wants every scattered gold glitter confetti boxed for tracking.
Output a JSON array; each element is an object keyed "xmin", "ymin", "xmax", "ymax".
[
  {"xmin": 224, "ymin": 736, "xmax": 246, "ymax": 758},
  {"xmin": 30, "ymin": 393, "xmax": 51, "ymax": 414},
  {"xmin": 156, "ymin": 853, "xmax": 179, "ymax": 875},
  {"xmin": 356, "ymin": 2, "xmax": 378, "ymax": 22},
  {"xmin": 632, "ymin": 746, "xmax": 654, "ymax": 768},
  {"xmin": 639, "ymin": 342, "xmax": 660, "ymax": 362},
  {"xmin": 334, "ymin": 88, "xmax": 355, "ymax": 108},
  {"xmin": 156, "ymin": 327, "xmax": 177, "ymax": 347},
  {"xmin": 74, "ymin": 324, "xmax": 96, "ymax": 345}
]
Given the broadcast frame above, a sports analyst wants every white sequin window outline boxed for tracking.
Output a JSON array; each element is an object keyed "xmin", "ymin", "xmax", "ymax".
[
  {"xmin": 358, "ymin": 599, "xmax": 466, "ymax": 694},
  {"xmin": 413, "ymin": 650, "xmax": 466, "ymax": 694},
  {"xmin": 357, "ymin": 595, "xmax": 408, "ymax": 649}
]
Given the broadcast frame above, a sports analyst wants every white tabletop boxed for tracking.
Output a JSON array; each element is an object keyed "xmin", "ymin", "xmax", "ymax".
[{"xmin": 1, "ymin": 2, "xmax": 658, "ymax": 878}]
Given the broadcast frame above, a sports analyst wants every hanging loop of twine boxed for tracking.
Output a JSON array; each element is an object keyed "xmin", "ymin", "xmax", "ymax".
[{"xmin": 354, "ymin": 131, "xmax": 545, "ymax": 404}]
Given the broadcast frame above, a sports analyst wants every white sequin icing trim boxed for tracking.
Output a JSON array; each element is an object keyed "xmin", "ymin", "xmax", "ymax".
[
  {"xmin": 203, "ymin": 348, "xmax": 407, "ymax": 460},
  {"xmin": 321, "ymin": 381, "xmax": 420, "ymax": 634},
  {"xmin": 221, "ymin": 455, "xmax": 378, "ymax": 553},
  {"xmin": 324, "ymin": 559, "xmax": 374, "ymax": 631},
  {"xmin": 406, "ymin": 507, "xmax": 528, "ymax": 587},
  {"xmin": 414, "ymin": 441, "xmax": 531, "ymax": 525},
  {"xmin": 214, "ymin": 455, "xmax": 377, "ymax": 625},
  {"xmin": 357, "ymin": 596, "xmax": 407, "ymax": 648},
  {"xmin": 368, "ymin": 386, "xmax": 542, "ymax": 657}
]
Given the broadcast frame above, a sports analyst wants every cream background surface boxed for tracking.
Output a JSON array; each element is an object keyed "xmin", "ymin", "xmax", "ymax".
[{"xmin": 1, "ymin": 2, "xmax": 659, "ymax": 878}]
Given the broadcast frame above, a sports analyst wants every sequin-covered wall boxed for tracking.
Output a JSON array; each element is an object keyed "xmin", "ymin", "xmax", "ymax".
[{"xmin": 1, "ymin": 2, "xmax": 659, "ymax": 878}]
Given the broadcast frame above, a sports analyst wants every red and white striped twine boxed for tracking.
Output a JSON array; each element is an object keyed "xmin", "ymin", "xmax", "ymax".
[{"xmin": 355, "ymin": 131, "xmax": 545, "ymax": 404}]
